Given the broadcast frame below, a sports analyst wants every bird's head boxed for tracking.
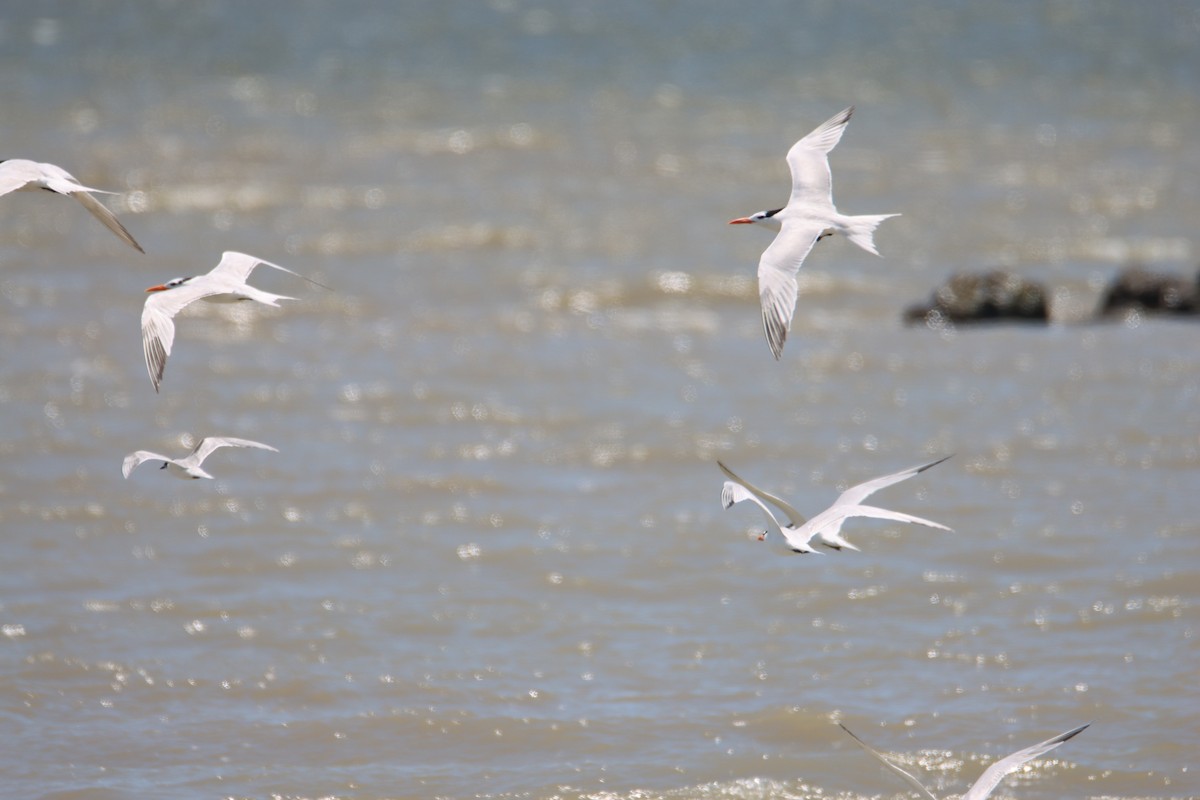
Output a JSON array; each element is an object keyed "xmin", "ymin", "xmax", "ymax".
[
  {"xmin": 729, "ymin": 208, "xmax": 783, "ymax": 227},
  {"xmin": 145, "ymin": 276, "xmax": 192, "ymax": 293}
]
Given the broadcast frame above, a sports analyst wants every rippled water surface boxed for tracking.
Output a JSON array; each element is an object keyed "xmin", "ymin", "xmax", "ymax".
[{"xmin": 2, "ymin": 3, "xmax": 1198, "ymax": 799}]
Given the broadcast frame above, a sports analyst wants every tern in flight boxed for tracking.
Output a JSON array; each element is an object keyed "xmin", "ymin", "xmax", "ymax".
[
  {"xmin": 718, "ymin": 456, "xmax": 952, "ymax": 554},
  {"xmin": 122, "ymin": 436, "xmax": 278, "ymax": 480},
  {"xmin": 729, "ymin": 106, "xmax": 899, "ymax": 359},
  {"xmin": 0, "ymin": 158, "xmax": 144, "ymax": 253},
  {"xmin": 839, "ymin": 722, "xmax": 1089, "ymax": 800},
  {"xmin": 141, "ymin": 251, "xmax": 326, "ymax": 392}
]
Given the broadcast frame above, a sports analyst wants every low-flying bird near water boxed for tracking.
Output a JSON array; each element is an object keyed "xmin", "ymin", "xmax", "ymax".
[
  {"xmin": 0, "ymin": 158, "xmax": 144, "ymax": 253},
  {"xmin": 729, "ymin": 106, "xmax": 899, "ymax": 359},
  {"xmin": 839, "ymin": 722, "xmax": 1090, "ymax": 800},
  {"xmin": 718, "ymin": 456, "xmax": 952, "ymax": 554},
  {"xmin": 141, "ymin": 250, "xmax": 327, "ymax": 392},
  {"xmin": 122, "ymin": 436, "xmax": 278, "ymax": 480}
]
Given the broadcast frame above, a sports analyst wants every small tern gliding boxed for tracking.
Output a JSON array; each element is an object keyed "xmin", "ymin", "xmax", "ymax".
[
  {"xmin": 141, "ymin": 251, "xmax": 326, "ymax": 392},
  {"xmin": 839, "ymin": 722, "xmax": 1090, "ymax": 800},
  {"xmin": 0, "ymin": 159, "xmax": 144, "ymax": 253},
  {"xmin": 122, "ymin": 436, "xmax": 278, "ymax": 480},
  {"xmin": 718, "ymin": 456, "xmax": 952, "ymax": 554},
  {"xmin": 729, "ymin": 107, "xmax": 899, "ymax": 359}
]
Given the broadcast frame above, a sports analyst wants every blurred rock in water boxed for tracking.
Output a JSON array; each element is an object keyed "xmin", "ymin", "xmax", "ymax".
[
  {"xmin": 1099, "ymin": 265, "xmax": 1199, "ymax": 317},
  {"xmin": 904, "ymin": 270, "xmax": 1049, "ymax": 326}
]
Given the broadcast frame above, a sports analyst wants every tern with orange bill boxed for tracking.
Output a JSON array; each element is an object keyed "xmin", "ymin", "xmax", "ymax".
[
  {"xmin": 729, "ymin": 106, "xmax": 899, "ymax": 359},
  {"xmin": 718, "ymin": 456, "xmax": 952, "ymax": 554},
  {"xmin": 140, "ymin": 251, "xmax": 326, "ymax": 392}
]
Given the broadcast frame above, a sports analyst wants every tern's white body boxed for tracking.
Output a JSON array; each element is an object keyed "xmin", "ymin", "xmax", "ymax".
[
  {"xmin": 729, "ymin": 107, "xmax": 899, "ymax": 359},
  {"xmin": 122, "ymin": 436, "xmax": 278, "ymax": 480},
  {"xmin": 718, "ymin": 456, "xmax": 952, "ymax": 554},
  {"xmin": 0, "ymin": 158, "xmax": 144, "ymax": 252},
  {"xmin": 840, "ymin": 722, "xmax": 1090, "ymax": 800},
  {"xmin": 140, "ymin": 251, "xmax": 308, "ymax": 392}
]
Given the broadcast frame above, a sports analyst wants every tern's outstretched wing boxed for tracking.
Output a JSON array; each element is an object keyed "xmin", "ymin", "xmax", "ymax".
[
  {"xmin": 210, "ymin": 251, "xmax": 329, "ymax": 290},
  {"xmin": 722, "ymin": 480, "xmax": 820, "ymax": 554},
  {"xmin": 756, "ymin": 219, "xmax": 825, "ymax": 360},
  {"xmin": 140, "ymin": 282, "xmax": 222, "ymax": 392},
  {"xmin": 963, "ymin": 723, "xmax": 1089, "ymax": 800},
  {"xmin": 0, "ymin": 160, "xmax": 39, "ymax": 195},
  {"xmin": 785, "ymin": 106, "xmax": 852, "ymax": 208},
  {"xmin": 833, "ymin": 455, "xmax": 953, "ymax": 508},
  {"xmin": 68, "ymin": 187, "xmax": 144, "ymax": 253},
  {"xmin": 839, "ymin": 504, "xmax": 953, "ymax": 532},
  {"xmin": 717, "ymin": 461, "xmax": 807, "ymax": 527},
  {"xmin": 187, "ymin": 436, "xmax": 279, "ymax": 468},
  {"xmin": 720, "ymin": 480, "xmax": 779, "ymax": 524},
  {"xmin": 209, "ymin": 251, "xmax": 302, "ymax": 283},
  {"xmin": 122, "ymin": 450, "xmax": 171, "ymax": 479},
  {"xmin": 839, "ymin": 724, "xmax": 939, "ymax": 800}
]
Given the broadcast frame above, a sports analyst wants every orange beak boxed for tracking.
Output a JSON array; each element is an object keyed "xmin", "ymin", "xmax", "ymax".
[
  {"xmin": 144, "ymin": 284, "xmax": 168, "ymax": 293},
  {"xmin": 728, "ymin": 217, "xmax": 754, "ymax": 225}
]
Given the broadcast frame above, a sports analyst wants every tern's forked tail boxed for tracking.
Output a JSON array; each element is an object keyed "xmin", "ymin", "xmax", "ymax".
[{"xmin": 838, "ymin": 212, "xmax": 900, "ymax": 257}]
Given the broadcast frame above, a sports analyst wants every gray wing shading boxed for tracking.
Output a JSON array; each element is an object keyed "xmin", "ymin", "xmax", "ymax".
[
  {"xmin": 757, "ymin": 219, "xmax": 825, "ymax": 359},
  {"xmin": 67, "ymin": 187, "xmax": 144, "ymax": 253},
  {"xmin": 32, "ymin": 161, "xmax": 144, "ymax": 253},
  {"xmin": 210, "ymin": 251, "xmax": 330, "ymax": 290},
  {"xmin": 0, "ymin": 160, "xmax": 39, "ymax": 195},
  {"xmin": 721, "ymin": 480, "xmax": 780, "ymax": 529},
  {"xmin": 209, "ymin": 251, "xmax": 302, "ymax": 283},
  {"xmin": 840, "ymin": 504, "xmax": 953, "ymax": 532},
  {"xmin": 839, "ymin": 723, "xmax": 940, "ymax": 800},
  {"xmin": 785, "ymin": 106, "xmax": 853, "ymax": 208},
  {"xmin": 717, "ymin": 461, "xmax": 807, "ymax": 527},
  {"xmin": 186, "ymin": 436, "xmax": 279, "ymax": 467},
  {"xmin": 962, "ymin": 723, "xmax": 1090, "ymax": 800},
  {"xmin": 122, "ymin": 450, "xmax": 171, "ymax": 479},
  {"xmin": 140, "ymin": 282, "xmax": 221, "ymax": 392},
  {"xmin": 834, "ymin": 455, "xmax": 953, "ymax": 508}
]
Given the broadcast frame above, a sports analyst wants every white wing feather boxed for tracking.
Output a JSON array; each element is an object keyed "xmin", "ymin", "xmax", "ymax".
[
  {"xmin": 962, "ymin": 723, "xmax": 1090, "ymax": 800},
  {"xmin": 186, "ymin": 436, "xmax": 279, "ymax": 468},
  {"xmin": 209, "ymin": 251, "xmax": 303, "ymax": 284},
  {"xmin": 839, "ymin": 724, "xmax": 940, "ymax": 800},
  {"xmin": 717, "ymin": 461, "xmax": 808, "ymax": 527},
  {"xmin": 121, "ymin": 450, "xmax": 172, "ymax": 479},
  {"xmin": 833, "ymin": 455, "xmax": 953, "ymax": 508},
  {"xmin": 756, "ymin": 220, "xmax": 825, "ymax": 360},
  {"xmin": 140, "ymin": 281, "xmax": 227, "ymax": 392},
  {"xmin": 785, "ymin": 106, "xmax": 852, "ymax": 208}
]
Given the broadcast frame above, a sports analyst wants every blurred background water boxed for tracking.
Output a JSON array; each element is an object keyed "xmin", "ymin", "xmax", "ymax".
[{"xmin": 1, "ymin": 2, "xmax": 1197, "ymax": 799}]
